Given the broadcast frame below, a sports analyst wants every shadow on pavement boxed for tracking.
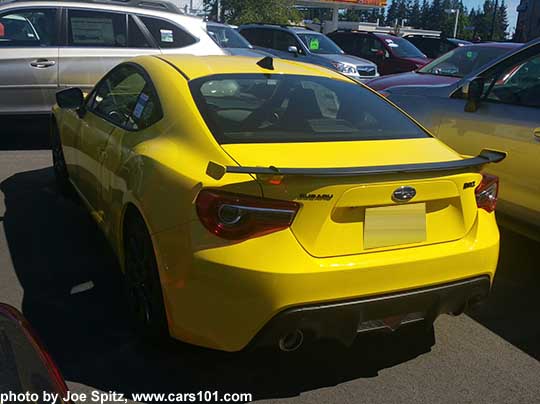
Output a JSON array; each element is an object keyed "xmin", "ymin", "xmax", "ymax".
[
  {"xmin": 1, "ymin": 167, "xmax": 436, "ymax": 402},
  {"xmin": 467, "ymin": 226, "xmax": 540, "ymax": 361},
  {"xmin": 0, "ymin": 116, "xmax": 51, "ymax": 151}
]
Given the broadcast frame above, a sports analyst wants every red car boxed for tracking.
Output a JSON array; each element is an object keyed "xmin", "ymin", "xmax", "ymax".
[
  {"xmin": 366, "ymin": 42, "xmax": 521, "ymax": 91},
  {"xmin": 328, "ymin": 31, "xmax": 430, "ymax": 75},
  {"xmin": 0, "ymin": 303, "xmax": 69, "ymax": 403}
]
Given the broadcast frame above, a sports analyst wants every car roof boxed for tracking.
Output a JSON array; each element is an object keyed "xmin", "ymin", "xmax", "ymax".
[
  {"xmin": 1, "ymin": 0, "xmax": 184, "ymax": 13},
  {"xmin": 152, "ymin": 55, "xmax": 347, "ymax": 81},
  {"xmin": 239, "ymin": 23, "xmax": 313, "ymax": 33},
  {"xmin": 207, "ymin": 21, "xmax": 230, "ymax": 28},
  {"xmin": 0, "ymin": 0, "xmax": 205, "ymax": 25},
  {"xmin": 466, "ymin": 41, "xmax": 522, "ymax": 49}
]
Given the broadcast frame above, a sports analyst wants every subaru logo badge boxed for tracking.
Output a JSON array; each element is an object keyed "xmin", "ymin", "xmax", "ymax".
[{"xmin": 392, "ymin": 186, "xmax": 416, "ymax": 202}]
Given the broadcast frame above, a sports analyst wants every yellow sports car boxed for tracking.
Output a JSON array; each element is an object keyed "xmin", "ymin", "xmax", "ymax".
[{"xmin": 51, "ymin": 55, "xmax": 505, "ymax": 352}]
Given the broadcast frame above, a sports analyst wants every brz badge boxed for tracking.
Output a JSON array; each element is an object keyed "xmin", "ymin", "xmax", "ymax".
[{"xmin": 392, "ymin": 186, "xmax": 416, "ymax": 202}]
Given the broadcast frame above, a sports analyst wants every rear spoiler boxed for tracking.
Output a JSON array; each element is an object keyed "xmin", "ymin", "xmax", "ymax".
[{"xmin": 207, "ymin": 149, "xmax": 506, "ymax": 180}]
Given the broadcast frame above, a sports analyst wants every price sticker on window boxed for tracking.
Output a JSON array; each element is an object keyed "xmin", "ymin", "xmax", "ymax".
[
  {"xmin": 160, "ymin": 29, "xmax": 174, "ymax": 43},
  {"xmin": 309, "ymin": 38, "xmax": 320, "ymax": 51}
]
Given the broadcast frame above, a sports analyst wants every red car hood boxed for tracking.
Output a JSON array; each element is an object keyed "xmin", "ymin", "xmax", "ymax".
[{"xmin": 366, "ymin": 72, "xmax": 460, "ymax": 91}]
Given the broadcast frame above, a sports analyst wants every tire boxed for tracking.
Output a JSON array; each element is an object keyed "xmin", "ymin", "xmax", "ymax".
[
  {"xmin": 50, "ymin": 122, "xmax": 71, "ymax": 195},
  {"xmin": 123, "ymin": 209, "xmax": 168, "ymax": 340}
]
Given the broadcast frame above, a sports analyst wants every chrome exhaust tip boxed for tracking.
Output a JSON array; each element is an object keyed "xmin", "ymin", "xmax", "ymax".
[{"xmin": 278, "ymin": 330, "xmax": 304, "ymax": 352}]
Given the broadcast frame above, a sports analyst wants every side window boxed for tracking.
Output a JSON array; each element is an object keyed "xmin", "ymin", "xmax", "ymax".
[
  {"xmin": 273, "ymin": 30, "xmax": 299, "ymax": 52},
  {"xmin": 240, "ymin": 28, "xmax": 272, "ymax": 48},
  {"xmin": 357, "ymin": 36, "xmax": 383, "ymax": 58},
  {"xmin": 334, "ymin": 34, "xmax": 354, "ymax": 54},
  {"xmin": 89, "ymin": 65, "xmax": 162, "ymax": 130},
  {"xmin": 128, "ymin": 15, "xmax": 151, "ymax": 48},
  {"xmin": 139, "ymin": 16, "xmax": 196, "ymax": 49},
  {"xmin": 68, "ymin": 9, "xmax": 127, "ymax": 47},
  {"xmin": 486, "ymin": 54, "xmax": 540, "ymax": 108},
  {"xmin": 0, "ymin": 8, "xmax": 57, "ymax": 47}
]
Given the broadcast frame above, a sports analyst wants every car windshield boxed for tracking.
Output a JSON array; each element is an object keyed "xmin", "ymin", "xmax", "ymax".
[
  {"xmin": 297, "ymin": 33, "xmax": 343, "ymax": 55},
  {"xmin": 418, "ymin": 45, "xmax": 512, "ymax": 78},
  {"xmin": 382, "ymin": 36, "xmax": 426, "ymax": 58},
  {"xmin": 190, "ymin": 74, "xmax": 429, "ymax": 144},
  {"xmin": 207, "ymin": 25, "xmax": 251, "ymax": 49}
]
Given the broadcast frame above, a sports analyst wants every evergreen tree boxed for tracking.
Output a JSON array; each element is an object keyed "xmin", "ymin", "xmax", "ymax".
[
  {"xmin": 494, "ymin": 0, "xmax": 509, "ymax": 40},
  {"xmin": 420, "ymin": 0, "xmax": 431, "ymax": 28},
  {"xmin": 409, "ymin": 0, "xmax": 422, "ymax": 28},
  {"xmin": 426, "ymin": 0, "xmax": 443, "ymax": 30},
  {"xmin": 385, "ymin": 0, "xmax": 400, "ymax": 26}
]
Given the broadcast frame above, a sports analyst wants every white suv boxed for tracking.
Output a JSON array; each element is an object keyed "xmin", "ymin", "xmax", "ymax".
[{"xmin": 0, "ymin": 0, "xmax": 223, "ymax": 115}]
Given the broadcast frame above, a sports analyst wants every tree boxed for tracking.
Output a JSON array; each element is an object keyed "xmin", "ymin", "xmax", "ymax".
[
  {"xmin": 385, "ymin": 0, "xmax": 400, "ymax": 26},
  {"xmin": 409, "ymin": 0, "xmax": 422, "ymax": 28},
  {"xmin": 204, "ymin": 0, "xmax": 301, "ymax": 25},
  {"xmin": 425, "ymin": 0, "xmax": 443, "ymax": 30},
  {"xmin": 494, "ymin": 0, "xmax": 509, "ymax": 40},
  {"xmin": 420, "ymin": 0, "xmax": 431, "ymax": 28}
]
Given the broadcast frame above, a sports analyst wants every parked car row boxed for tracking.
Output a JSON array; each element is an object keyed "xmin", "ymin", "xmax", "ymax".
[{"xmin": 0, "ymin": 0, "xmax": 439, "ymax": 115}]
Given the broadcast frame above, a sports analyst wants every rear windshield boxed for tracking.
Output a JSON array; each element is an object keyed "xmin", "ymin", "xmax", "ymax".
[{"xmin": 189, "ymin": 74, "xmax": 429, "ymax": 144}]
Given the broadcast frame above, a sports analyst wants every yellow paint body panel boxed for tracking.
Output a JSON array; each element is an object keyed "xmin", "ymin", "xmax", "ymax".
[{"xmin": 52, "ymin": 55, "xmax": 501, "ymax": 352}]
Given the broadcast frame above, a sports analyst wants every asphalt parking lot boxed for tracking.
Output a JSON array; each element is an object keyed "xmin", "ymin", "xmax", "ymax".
[{"xmin": 1, "ymin": 116, "xmax": 539, "ymax": 404}]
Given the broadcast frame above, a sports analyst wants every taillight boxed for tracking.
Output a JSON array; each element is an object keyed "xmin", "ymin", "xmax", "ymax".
[
  {"xmin": 475, "ymin": 173, "xmax": 499, "ymax": 213},
  {"xmin": 196, "ymin": 190, "xmax": 300, "ymax": 240}
]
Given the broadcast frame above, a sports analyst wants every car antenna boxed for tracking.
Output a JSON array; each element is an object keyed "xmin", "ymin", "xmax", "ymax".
[{"xmin": 257, "ymin": 56, "xmax": 274, "ymax": 70}]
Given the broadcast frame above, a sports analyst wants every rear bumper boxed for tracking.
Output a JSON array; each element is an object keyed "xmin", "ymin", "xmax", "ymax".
[
  {"xmin": 252, "ymin": 276, "xmax": 490, "ymax": 348},
  {"xmin": 153, "ymin": 210, "xmax": 499, "ymax": 352}
]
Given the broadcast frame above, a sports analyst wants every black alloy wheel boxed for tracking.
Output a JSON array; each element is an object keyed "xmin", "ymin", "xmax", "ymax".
[{"xmin": 123, "ymin": 210, "xmax": 168, "ymax": 340}]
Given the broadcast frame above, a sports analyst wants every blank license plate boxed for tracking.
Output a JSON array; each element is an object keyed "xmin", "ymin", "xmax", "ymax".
[{"xmin": 364, "ymin": 203, "xmax": 426, "ymax": 249}]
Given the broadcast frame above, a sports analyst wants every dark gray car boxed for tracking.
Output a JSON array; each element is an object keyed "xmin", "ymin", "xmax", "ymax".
[{"xmin": 238, "ymin": 24, "xmax": 378, "ymax": 81}]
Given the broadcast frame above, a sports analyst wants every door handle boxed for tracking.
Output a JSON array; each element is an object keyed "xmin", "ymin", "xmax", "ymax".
[
  {"xmin": 534, "ymin": 128, "xmax": 540, "ymax": 142},
  {"xmin": 98, "ymin": 147, "xmax": 108, "ymax": 161},
  {"xmin": 30, "ymin": 59, "xmax": 56, "ymax": 68}
]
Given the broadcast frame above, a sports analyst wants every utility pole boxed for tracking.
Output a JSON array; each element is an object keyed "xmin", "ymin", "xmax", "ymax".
[
  {"xmin": 490, "ymin": 0, "xmax": 499, "ymax": 40},
  {"xmin": 445, "ymin": 8, "xmax": 460, "ymax": 38},
  {"xmin": 453, "ymin": 8, "xmax": 460, "ymax": 38}
]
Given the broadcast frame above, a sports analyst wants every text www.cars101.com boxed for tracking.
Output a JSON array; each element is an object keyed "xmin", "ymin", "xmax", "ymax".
[{"xmin": 130, "ymin": 392, "xmax": 253, "ymax": 402}]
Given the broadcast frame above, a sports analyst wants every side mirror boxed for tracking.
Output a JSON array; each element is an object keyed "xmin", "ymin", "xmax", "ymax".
[
  {"xmin": 56, "ymin": 88, "xmax": 84, "ymax": 110},
  {"xmin": 287, "ymin": 45, "xmax": 299, "ymax": 56},
  {"xmin": 375, "ymin": 49, "xmax": 386, "ymax": 59},
  {"xmin": 464, "ymin": 77, "xmax": 485, "ymax": 113}
]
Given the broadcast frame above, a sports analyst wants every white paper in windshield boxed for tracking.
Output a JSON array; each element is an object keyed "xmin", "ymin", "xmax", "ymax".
[
  {"xmin": 71, "ymin": 17, "xmax": 115, "ymax": 45},
  {"xmin": 160, "ymin": 29, "xmax": 173, "ymax": 43}
]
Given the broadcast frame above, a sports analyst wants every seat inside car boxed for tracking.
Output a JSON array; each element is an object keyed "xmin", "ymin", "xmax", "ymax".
[{"xmin": 281, "ymin": 87, "xmax": 322, "ymax": 130}]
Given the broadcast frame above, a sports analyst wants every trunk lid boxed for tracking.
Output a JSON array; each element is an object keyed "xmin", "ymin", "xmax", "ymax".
[{"xmin": 221, "ymin": 138, "xmax": 482, "ymax": 257}]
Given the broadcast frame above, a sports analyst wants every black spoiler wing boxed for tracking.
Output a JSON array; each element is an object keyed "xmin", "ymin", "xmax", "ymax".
[{"xmin": 207, "ymin": 149, "xmax": 506, "ymax": 180}]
